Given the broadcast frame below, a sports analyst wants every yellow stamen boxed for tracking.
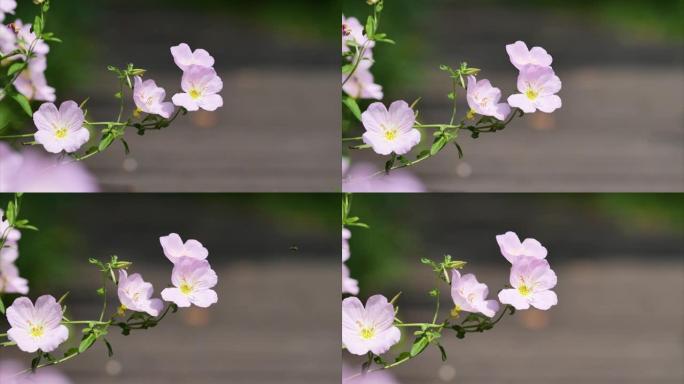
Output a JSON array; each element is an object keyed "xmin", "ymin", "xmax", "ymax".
[
  {"xmin": 180, "ymin": 282, "xmax": 193, "ymax": 295},
  {"xmin": 360, "ymin": 327, "xmax": 375, "ymax": 340},
  {"xmin": 30, "ymin": 325, "xmax": 44, "ymax": 338},
  {"xmin": 518, "ymin": 284, "xmax": 532, "ymax": 296},
  {"xmin": 189, "ymin": 89, "xmax": 201, "ymax": 100},
  {"xmin": 55, "ymin": 127, "xmax": 67, "ymax": 139},
  {"xmin": 384, "ymin": 129, "xmax": 397, "ymax": 141},
  {"xmin": 451, "ymin": 305, "xmax": 462, "ymax": 318},
  {"xmin": 525, "ymin": 89, "xmax": 539, "ymax": 100}
]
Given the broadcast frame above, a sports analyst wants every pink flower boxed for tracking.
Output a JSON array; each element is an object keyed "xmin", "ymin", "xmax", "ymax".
[
  {"xmin": 342, "ymin": 162, "xmax": 426, "ymax": 193},
  {"xmin": 498, "ymin": 258, "xmax": 558, "ymax": 310},
  {"xmin": 361, "ymin": 101, "xmax": 420, "ymax": 156},
  {"xmin": 0, "ymin": 360, "xmax": 73, "ymax": 384},
  {"xmin": 0, "ymin": 262, "xmax": 29, "ymax": 295},
  {"xmin": 342, "ymin": 66, "xmax": 383, "ymax": 100},
  {"xmin": 170, "ymin": 43, "xmax": 215, "ymax": 71},
  {"xmin": 496, "ymin": 231, "xmax": 547, "ymax": 264},
  {"xmin": 16, "ymin": 23, "xmax": 49, "ymax": 56},
  {"xmin": 343, "ymin": 363, "xmax": 399, "ymax": 384},
  {"xmin": 0, "ymin": 0, "xmax": 16, "ymax": 23},
  {"xmin": 0, "ymin": 24, "xmax": 16, "ymax": 55},
  {"xmin": 161, "ymin": 258, "xmax": 218, "ymax": 308},
  {"xmin": 507, "ymin": 65, "xmax": 562, "ymax": 114},
  {"xmin": 159, "ymin": 233, "xmax": 208, "ymax": 264},
  {"xmin": 342, "ymin": 15, "xmax": 374, "ymax": 54},
  {"xmin": 33, "ymin": 101, "xmax": 90, "ymax": 154},
  {"xmin": 342, "ymin": 295, "xmax": 400, "ymax": 355},
  {"xmin": 6, "ymin": 295, "xmax": 69, "ymax": 353},
  {"xmin": 117, "ymin": 270, "xmax": 164, "ymax": 317},
  {"xmin": 14, "ymin": 57, "xmax": 56, "ymax": 102},
  {"xmin": 0, "ymin": 143, "xmax": 98, "ymax": 192},
  {"xmin": 133, "ymin": 76, "xmax": 175, "ymax": 119},
  {"xmin": 342, "ymin": 228, "xmax": 351, "ymax": 262},
  {"xmin": 466, "ymin": 76, "xmax": 511, "ymax": 121},
  {"xmin": 172, "ymin": 66, "xmax": 223, "ymax": 112},
  {"xmin": 450, "ymin": 270, "xmax": 499, "ymax": 318},
  {"xmin": 342, "ymin": 264, "xmax": 359, "ymax": 295},
  {"xmin": 506, "ymin": 41, "xmax": 553, "ymax": 70},
  {"xmin": 0, "ymin": 209, "xmax": 21, "ymax": 243}
]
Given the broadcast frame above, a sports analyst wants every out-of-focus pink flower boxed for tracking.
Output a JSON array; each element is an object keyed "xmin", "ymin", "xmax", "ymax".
[
  {"xmin": 0, "ymin": 209, "xmax": 21, "ymax": 243},
  {"xmin": 342, "ymin": 67, "xmax": 383, "ymax": 100},
  {"xmin": 496, "ymin": 231, "xmax": 547, "ymax": 264},
  {"xmin": 507, "ymin": 65, "xmax": 562, "ymax": 114},
  {"xmin": 0, "ymin": 24, "xmax": 16, "ymax": 55},
  {"xmin": 499, "ymin": 258, "xmax": 558, "ymax": 310},
  {"xmin": 6, "ymin": 295, "xmax": 69, "ymax": 353},
  {"xmin": 342, "ymin": 162, "xmax": 426, "ymax": 193},
  {"xmin": 0, "ymin": 0, "xmax": 16, "ymax": 23},
  {"xmin": 450, "ymin": 270, "xmax": 499, "ymax": 318},
  {"xmin": 0, "ymin": 245, "xmax": 28, "ymax": 294},
  {"xmin": 172, "ymin": 65, "xmax": 223, "ymax": 112},
  {"xmin": 342, "ymin": 295, "xmax": 400, "ymax": 355},
  {"xmin": 170, "ymin": 43, "xmax": 215, "ymax": 71},
  {"xmin": 362, "ymin": 101, "xmax": 420, "ymax": 156},
  {"xmin": 342, "ymin": 228, "xmax": 351, "ymax": 262},
  {"xmin": 33, "ymin": 101, "xmax": 90, "ymax": 154},
  {"xmin": 466, "ymin": 75, "xmax": 511, "ymax": 121},
  {"xmin": 0, "ymin": 262, "xmax": 28, "ymax": 295},
  {"xmin": 506, "ymin": 41, "xmax": 553, "ymax": 70},
  {"xmin": 117, "ymin": 270, "xmax": 164, "ymax": 317},
  {"xmin": 343, "ymin": 363, "xmax": 400, "ymax": 384},
  {"xmin": 159, "ymin": 233, "xmax": 209, "ymax": 264},
  {"xmin": 0, "ymin": 143, "xmax": 98, "ymax": 192},
  {"xmin": 14, "ymin": 62, "xmax": 56, "ymax": 102},
  {"xmin": 0, "ymin": 360, "xmax": 73, "ymax": 384},
  {"xmin": 342, "ymin": 15, "xmax": 374, "ymax": 54},
  {"xmin": 133, "ymin": 76, "xmax": 175, "ymax": 119},
  {"xmin": 161, "ymin": 258, "xmax": 218, "ymax": 308},
  {"xmin": 342, "ymin": 264, "xmax": 359, "ymax": 295},
  {"xmin": 16, "ymin": 23, "xmax": 49, "ymax": 56}
]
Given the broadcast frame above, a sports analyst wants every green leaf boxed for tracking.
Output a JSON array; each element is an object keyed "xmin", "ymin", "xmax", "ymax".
[
  {"xmin": 33, "ymin": 15, "xmax": 44, "ymax": 36},
  {"xmin": 342, "ymin": 97, "xmax": 362, "ymax": 122},
  {"xmin": 78, "ymin": 333, "xmax": 97, "ymax": 353},
  {"xmin": 7, "ymin": 62, "xmax": 25, "ymax": 77},
  {"xmin": 438, "ymin": 344, "xmax": 448, "ymax": 361},
  {"xmin": 454, "ymin": 142, "xmax": 464, "ymax": 159},
  {"xmin": 0, "ymin": 296, "xmax": 5, "ymax": 315},
  {"xmin": 103, "ymin": 338, "xmax": 114, "ymax": 357},
  {"xmin": 384, "ymin": 153, "xmax": 396, "ymax": 173},
  {"xmin": 430, "ymin": 136, "xmax": 447, "ymax": 156},
  {"xmin": 12, "ymin": 94, "xmax": 33, "ymax": 117},
  {"xmin": 98, "ymin": 134, "xmax": 116, "ymax": 151},
  {"xmin": 410, "ymin": 336, "xmax": 429, "ymax": 357}
]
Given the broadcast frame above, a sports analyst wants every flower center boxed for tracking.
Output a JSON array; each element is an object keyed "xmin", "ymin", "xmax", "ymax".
[
  {"xmin": 518, "ymin": 284, "xmax": 532, "ymax": 296},
  {"xmin": 189, "ymin": 89, "xmax": 201, "ymax": 100},
  {"xmin": 359, "ymin": 327, "xmax": 375, "ymax": 340},
  {"xmin": 384, "ymin": 129, "xmax": 398, "ymax": 141},
  {"xmin": 525, "ymin": 88, "xmax": 539, "ymax": 100},
  {"xmin": 180, "ymin": 282, "xmax": 194, "ymax": 295},
  {"xmin": 30, "ymin": 325, "xmax": 45, "ymax": 338},
  {"xmin": 55, "ymin": 127, "xmax": 68, "ymax": 139}
]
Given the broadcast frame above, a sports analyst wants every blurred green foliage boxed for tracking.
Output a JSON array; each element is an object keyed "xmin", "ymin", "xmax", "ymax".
[{"xmin": 346, "ymin": 194, "xmax": 684, "ymax": 291}]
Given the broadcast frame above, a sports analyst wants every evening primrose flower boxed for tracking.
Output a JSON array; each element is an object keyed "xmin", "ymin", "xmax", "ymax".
[
  {"xmin": 498, "ymin": 258, "xmax": 558, "ymax": 310},
  {"xmin": 161, "ymin": 258, "xmax": 218, "ymax": 308},
  {"xmin": 450, "ymin": 270, "xmax": 499, "ymax": 318},
  {"xmin": 466, "ymin": 75, "xmax": 511, "ymax": 121},
  {"xmin": 133, "ymin": 76, "xmax": 175, "ymax": 119},
  {"xmin": 496, "ymin": 231, "xmax": 547, "ymax": 264},
  {"xmin": 117, "ymin": 270, "xmax": 164, "ymax": 317},
  {"xmin": 361, "ymin": 100, "xmax": 420, "ymax": 156},
  {"xmin": 0, "ymin": 360, "xmax": 73, "ymax": 384},
  {"xmin": 342, "ymin": 228, "xmax": 351, "ymax": 262},
  {"xmin": 14, "ymin": 58, "xmax": 56, "ymax": 102},
  {"xmin": 506, "ymin": 40, "xmax": 553, "ymax": 70},
  {"xmin": 159, "ymin": 233, "xmax": 209, "ymax": 264},
  {"xmin": 342, "ymin": 15, "xmax": 374, "ymax": 54},
  {"xmin": 16, "ymin": 23, "xmax": 49, "ymax": 56},
  {"xmin": 342, "ymin": 264, "xmax": 359, "ymax": 295},
  {"xmin": 0, "ymin": 24, "xmax": 16, "ymax": 55},
  {"xmin": 0, "ymin": 261, "xmax": 29, "ymax": 295},
  {"xmin": 172, "ymin": 65, "xmax": 223, "ymax": 112},
  {"xmin": 33, "ymin": 101, "xmax": 90, "ymax": 154},
  {"xmin": 342, "ymin": 295, "xmax": 400, "ymax": 355},
  {"xmin": 342, "ymin": 66, "xmax": 383, "ymax": 100},
  {"xmin": 6, "ymin": 295, "xmax": 69, "ymax": 353},
  {"xmin": 507, "ymin": 65, "xmax": 562, "ymax": 114},
  {"xmin": 170, "ymin": 43, "xmax": 215, "ymax": 71}
]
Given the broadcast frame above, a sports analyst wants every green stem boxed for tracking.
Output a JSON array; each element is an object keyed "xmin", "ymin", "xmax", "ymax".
[{"xmin": 0, "ymin": 134, "xmax": 35, "ymax": 140}]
